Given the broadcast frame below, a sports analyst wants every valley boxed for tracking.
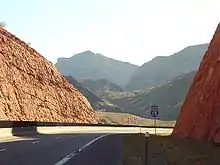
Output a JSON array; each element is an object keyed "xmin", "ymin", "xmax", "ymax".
[{"xmin": 56, "ymin": 43, "xmax": 208, "ymax": 124}]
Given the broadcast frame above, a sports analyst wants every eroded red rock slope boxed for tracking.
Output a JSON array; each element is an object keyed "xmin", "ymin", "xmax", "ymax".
[
  {"xmin": 0, "ymin": 27, "xmax": 98, "ymax": 123},
  {"xmin": 173, "ymin": 23, "xmax": 220, "ymax": 142}
]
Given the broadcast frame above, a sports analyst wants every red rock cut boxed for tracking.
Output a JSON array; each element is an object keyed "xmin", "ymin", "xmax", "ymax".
[{"xmin": 173, "ymin": 23, "xmax": 220, "ymax": 143}]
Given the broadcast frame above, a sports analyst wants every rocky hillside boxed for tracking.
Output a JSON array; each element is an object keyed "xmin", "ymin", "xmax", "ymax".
[
  {"xmin": 0, "ymin": 27, "xmax": 98, "ymax": 123},
  {"xmin": 81, "ymin": 79, "xmax": 123, "ymax": 94},
  {"xmin": 100, "ymin": 71, "xmax": 196, "ymax": 120},
  {"xmin": 64, "ymin": 76, "xmax": 125, "ymax": 112},
  {"xmin": 98, "ymin": 111, "xmax": 175, "ymax": 126},
  {"xmin": 55, "ymin": 51, "xmax": 138, "ymax": 88},
  {"xmin": 173, "ymin": 23, "xmax": 220, "ymax": 142},
  {"xmin": 125, "ymin": 44, "xmax": 208, "ymax": 91}
]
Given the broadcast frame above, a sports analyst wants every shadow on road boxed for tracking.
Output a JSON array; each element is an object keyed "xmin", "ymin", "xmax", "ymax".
[{"xmin": 11, "ymin": 121, "xmax": 40, "ymax": 137}]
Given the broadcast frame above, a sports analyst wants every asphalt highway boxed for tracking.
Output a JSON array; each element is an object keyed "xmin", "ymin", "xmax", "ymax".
[
  {"xmin": 0, "ymin": 133, "xmax": 122, "ymax": 165},
  {"xmin": 0, "ymin": 127, "xmax": 172, "ymax": 165},
  {"xmin": 65, "ymin": 134, "xmax": 122, "ymax": 165}
]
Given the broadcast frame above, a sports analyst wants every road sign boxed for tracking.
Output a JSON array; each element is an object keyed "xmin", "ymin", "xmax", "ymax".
[
  {"xmin": 150, "ymin": 105, "xmax": 159, "ymax": 135},
  {"xmin": 150, "ymin": 105, "xmax": 159, "ymax": 118}
]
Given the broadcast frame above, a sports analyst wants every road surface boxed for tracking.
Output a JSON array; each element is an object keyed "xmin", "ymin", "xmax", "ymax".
[
  {"xmin": 0, "ymin": 134, "xmax": 122, "ymax": 165},
  {"xmin": 0, "ymin": 126, "xmax": 172, "ymax": 165}
]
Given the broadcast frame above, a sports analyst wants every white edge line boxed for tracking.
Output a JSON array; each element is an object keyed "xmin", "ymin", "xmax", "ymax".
[
  {"xmin": 32, "ymin": 140, "xmax": 41, "ymax": 144},
  {"xmin": 0, "ymin": 148, "xmax": 6, "ymax": 152},
  {"xmin": 54, "ymin": 134, "xmax": 110, "ymax": 165}
]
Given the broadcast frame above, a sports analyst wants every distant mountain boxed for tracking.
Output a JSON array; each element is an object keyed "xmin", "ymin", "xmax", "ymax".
[
  {"xmin": 64, "ymin": 76, "xmax": 125, "ymax": 112},
  {"xmin": 125, "ymin": 44, "xmax": 208, "ymax": 91},
  {"xmin": 100, "ymin": 71, "xmax": 196, "ymax": 120},
  {"xmin": 81, "ymin": 78, "xmax": 123, "ymax": 95},
  {"xmin": 56, "ymin": 51, "xmax": 138, "ymax": 88}
]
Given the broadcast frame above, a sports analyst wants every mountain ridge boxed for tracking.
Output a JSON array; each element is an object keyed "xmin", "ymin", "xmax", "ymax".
[
  {"xmin": 94, "ymin": 71, "xmax": 196, "ymax": 120},
  {"xmin": 55, "ymin": 50, "xmax": 138, "ymax": 88},
  {"xmin": 57, "ymin": 50, "xmax": 138, "ymax": 66},
  {"xmin": 64, "ymin": 76, "xmax": 125, "ymax": 112},
  {"xmin": 125, "ymin": 43, "xmax": 209, "ymax": 91}
]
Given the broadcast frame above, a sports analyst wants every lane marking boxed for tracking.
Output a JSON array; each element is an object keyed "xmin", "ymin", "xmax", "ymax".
[
  {"xmin": 0, "ymin": 148, "xmax": 6, "ymax": 152},
  {"xmin": 0, "ymin": 137, "xmax": 40, "ymax": 143},
  {"xmin": 55, "ymin": 136, "xmax": 61, "ymax": 139},
  {"xmin": 32, "ymin": 141, "xmax": 41, "ymax": 144},
  {"xmin": 54, "ymin": 134, "xmax": 109, "ymax": 165}
]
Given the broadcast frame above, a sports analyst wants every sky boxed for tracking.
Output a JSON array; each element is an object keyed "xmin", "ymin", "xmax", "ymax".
[{"xmin": 0, "ymin": 0, "xmax": 219, "ymax": 66}]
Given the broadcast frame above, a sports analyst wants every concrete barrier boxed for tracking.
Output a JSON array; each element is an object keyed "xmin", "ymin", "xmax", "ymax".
[
  {"xmin": 0, "ymin": 125, "xmax": 173, "ymax": 139},
  {"xmin": 0, "ymin": 128, "xmax": 12, "ymax": 138},
  {"xmin": 37, "ymin": 126, "xmax": 172, "ymax": 135},
  {"xmin": 141, "ymin": 128, "xmax": 173, "ymax": 135},
  {"xmin": 37, "ymin": 126, "xmax": 144, "ymax": 134}
]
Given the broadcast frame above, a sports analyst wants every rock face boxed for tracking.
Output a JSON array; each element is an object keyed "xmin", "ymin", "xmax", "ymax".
[
  {"xmin": 173, "ymin": 23, "xmax": 220, "ymax": 142},
  {"xmin": 0, "ymin": 27, "xmax": 98, "ymax": 123}
]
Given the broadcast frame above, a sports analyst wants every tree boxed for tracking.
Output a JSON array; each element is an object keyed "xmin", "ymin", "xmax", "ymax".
[{"xmin": 0, "ymin": 21, "xmax": 6, "ymax": 28}]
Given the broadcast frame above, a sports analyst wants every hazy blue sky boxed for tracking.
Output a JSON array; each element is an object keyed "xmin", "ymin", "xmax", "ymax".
[{"xmin": 1, "ymin": 0, "xmax": 219, "ymax": 65}]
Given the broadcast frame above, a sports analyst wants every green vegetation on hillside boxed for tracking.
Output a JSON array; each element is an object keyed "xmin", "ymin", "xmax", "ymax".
[
  {"xmin": 125, "ymin": 44, "xmax": 208, "ymax": 91},
  {"xmin": 81, "ymin": 78, "xmax": 123, "ymax": 94},
  {"xmin": 64, "ymin": 76, "xmax": 125, "ymax": 112},
  {"xmin": 97, "ymin": 71, "xmax": 196, "ymax": 120}
]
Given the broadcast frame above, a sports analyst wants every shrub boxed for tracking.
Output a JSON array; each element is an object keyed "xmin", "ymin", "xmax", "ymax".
[{"xmin": 0, "ymin": 22, "xmax": 6, "ymax": 28}]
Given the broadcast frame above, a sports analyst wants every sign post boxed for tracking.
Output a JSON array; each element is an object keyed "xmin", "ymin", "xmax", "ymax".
[{"xmin": 150, "ymin": 105, "xmax": 159, "ymax": 135}]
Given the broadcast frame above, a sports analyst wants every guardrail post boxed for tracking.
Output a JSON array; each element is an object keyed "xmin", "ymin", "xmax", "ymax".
[{"xmin": 145, "ymin": 132, "xmax": 149, "ymax": 165}]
